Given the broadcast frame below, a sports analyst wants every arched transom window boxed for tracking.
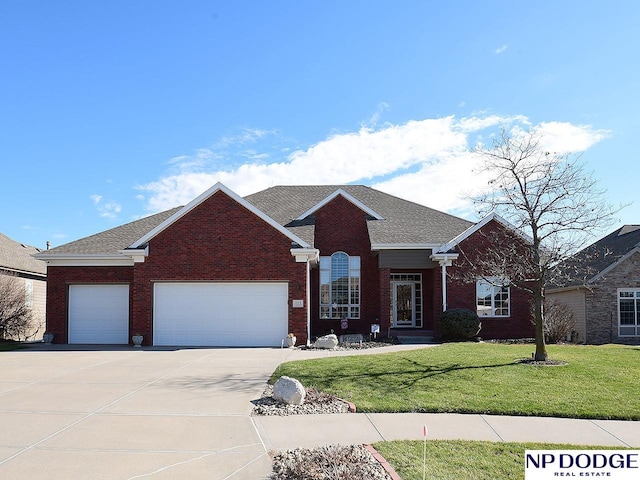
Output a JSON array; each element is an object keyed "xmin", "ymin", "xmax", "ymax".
[{"xmin": 319, "ymin": 252, "xmax": 360, "ymax": 319}]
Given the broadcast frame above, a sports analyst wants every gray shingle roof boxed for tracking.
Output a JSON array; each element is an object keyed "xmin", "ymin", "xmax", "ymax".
[
  {"xmin": 551, "ymin": 225, "xmax": 640, "ymax": 288},
  {"xmin": 40, "ymin": 185, "xmax": 474, "ymax": 256},
  {"xmin": 245, "ymin": 185, "xmax": 473, "ymax": 246},
  {"xmin": 44, "ymin": 208, "xmax": 181, "ymax": 255},
  {"xmin": 0, "ymin": 232, "xmax": 46, "ymax": 275}
]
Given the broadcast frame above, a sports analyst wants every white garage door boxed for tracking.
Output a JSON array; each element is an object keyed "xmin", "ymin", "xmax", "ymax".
[
  {"xmin": 153, "ymin": 282, "xmax": 288, "ymax": 346},
  {"xmin": 68, "ymin": 285, "xmax": 130, "ymax": 344}
]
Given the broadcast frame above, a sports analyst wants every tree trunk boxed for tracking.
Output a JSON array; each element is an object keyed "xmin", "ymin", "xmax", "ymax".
[{"xmin": 533, "ymin": 286, "xmax": 548, "ymax": 361}]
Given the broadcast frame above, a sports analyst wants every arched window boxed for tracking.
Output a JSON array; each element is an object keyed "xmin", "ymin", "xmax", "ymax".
[{"xmin": 319, "ymin": 252, "xmax": 360, "ymax": 319}]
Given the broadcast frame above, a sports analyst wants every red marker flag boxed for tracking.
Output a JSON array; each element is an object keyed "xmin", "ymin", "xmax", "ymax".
[{"xmin": 422, "ymin": 424, "xmax": 428, "ymax": 480}]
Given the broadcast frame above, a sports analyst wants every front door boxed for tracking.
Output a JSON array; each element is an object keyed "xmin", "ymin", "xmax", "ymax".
[{"xmin": 393, "ymin": 282, "xmax": 415, "ymax": 327}]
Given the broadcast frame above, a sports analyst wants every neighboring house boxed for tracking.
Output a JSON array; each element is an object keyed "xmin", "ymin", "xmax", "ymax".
[
  {"xmin": 35, "ymin": 183, "xmax": 535, "ymax": 347},
  {"xmin": 547, "ymin": 225, "xmax": 640, "ymax": 345},
  {"xmin": 0, "ymin": 232, "xmax": 47, "ymax": 340}
]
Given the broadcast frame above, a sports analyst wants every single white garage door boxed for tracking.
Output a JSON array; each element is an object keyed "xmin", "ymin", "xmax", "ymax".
[
  {"xmin": 153, "ymin": 282, "xmax": 288, "ymax": 346},
  {"xmin": 68, "ymin": 285, "xmax": 130, "ymax": 344}
]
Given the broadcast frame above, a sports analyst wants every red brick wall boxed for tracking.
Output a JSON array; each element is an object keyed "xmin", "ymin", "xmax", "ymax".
[
  {"xmin": 131, "ymin": 190, "xmax": 309, "ymax": 344},
  {"xmin": 45, "ymin": 266, "xmax": 133, "ymax": 343},
  {"xmin": 378, "ymin": 268, "xmax": 391, "ymax": 333},
  {"xmin": 46, "ymin": 190, "xmax": 309, "ymax": 345},
  {"xmin": 445, "ymin": 219, "xmax": 535, "ymax": 339},
  {"xmin": 310, "ymin": 195, "xmax": 381, "ymax": 339}
]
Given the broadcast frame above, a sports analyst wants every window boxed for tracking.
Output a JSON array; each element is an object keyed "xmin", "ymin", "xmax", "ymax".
[
  {"xmin": 618, "ymin": 289, "xmax": 640, "ymax": 337},
  {"xmin": 320, "ymin": 252, "xmax": 360, "ymax": 319},
  {"xmin": 25, "ymin": 280, "xmax": 33, "ymax": 309},
  {"xmin": 476, "ymin": 277, "xmax": 510, "ymax": 317}
]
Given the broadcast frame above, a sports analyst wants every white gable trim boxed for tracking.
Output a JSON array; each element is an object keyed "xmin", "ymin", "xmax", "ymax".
[
  {"xmin": 34, "ymin": 254, "xmax": 136, "ymax": 267},
  {"xmin": 129, "ymin": 182, "xmax": 311, "ymax": 249},
  {"xmin": 436, "ymin": 212, "xmax": 532, "ymax": 253},
  {"xmin": 295, "ymin": 188, "xmax": 384, "ymax": 221},
  {"xmin": 589, "ymin": 246, "xmax": 640, "ymax": 284}
]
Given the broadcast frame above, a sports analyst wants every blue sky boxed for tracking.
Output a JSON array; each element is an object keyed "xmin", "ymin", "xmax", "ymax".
[{"xmin": 2, "ymin": 1, "xmax": 637, "ymax": 250}]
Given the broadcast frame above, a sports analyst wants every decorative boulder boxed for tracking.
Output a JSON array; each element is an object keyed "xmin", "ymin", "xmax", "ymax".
[
  {"xmin": 314, "ymin": 334, "xmax": 339, "ymax": 349},
  {"xmin": 273, "ymin": 376, "xmax": 306, "ymax": 405}
]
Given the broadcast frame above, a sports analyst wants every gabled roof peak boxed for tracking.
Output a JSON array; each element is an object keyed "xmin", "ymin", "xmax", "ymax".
[
  {"xmin": 436, "ymin": 212, "xmax": 531, "ymax": 253},
  {"xmin": 618, "ymin": 225, "xmax": 640, "ymax": 236},
  {"xmin": 130, "ymin": 182, "xmax": 311, "ymax": 249},
  {"xmin": 294, "ymin": 188, "xmax": 384, "ymax": 221}
]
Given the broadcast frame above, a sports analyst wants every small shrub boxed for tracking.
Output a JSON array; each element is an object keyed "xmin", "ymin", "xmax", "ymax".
[
  {"xmin": 542, "ymin": 299, "xmax": 577, "ymax": 343},
  {"xmin": 439, "ymin": 308, "xmax": 481, "ymax": 341},
  {"xmin": 0, "ymin": 274, "xmax": 36, "ymax": 341}
]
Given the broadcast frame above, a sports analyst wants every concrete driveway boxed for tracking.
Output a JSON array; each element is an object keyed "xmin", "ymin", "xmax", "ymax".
[{"xmin": 0, "ymin": 345, "xmax": 295, "ymax": 480}]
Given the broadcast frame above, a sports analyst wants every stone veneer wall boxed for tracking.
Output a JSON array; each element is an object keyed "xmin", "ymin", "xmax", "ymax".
[{"xmin": 585, "ymin": 251, "xmax": 640, "ymax": 345}]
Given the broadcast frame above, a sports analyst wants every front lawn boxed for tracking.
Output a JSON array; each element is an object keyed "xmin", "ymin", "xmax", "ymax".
[
  {"xmin": 373, "ymin": 440, "xmax": 632, "ymax": 480},
  {"xmin": 272, "ymin": 343, "xmax": 640, "ymax": 419},
  {"xmin": 0, "ymin": 340, "xmax": 25, "ymax": 352}
]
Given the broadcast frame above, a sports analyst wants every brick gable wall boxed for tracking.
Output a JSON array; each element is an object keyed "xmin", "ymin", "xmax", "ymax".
[
  {"xmin": 310, "ymin": 195, "xmax": 381, "ymax": 338},
  {"xmin": 131, "ymin": 190, "xmax": 308, "ymax": 344},
  {"xmin": 446, "ymin": 219, "xmax": 535, "ymax": 339}
]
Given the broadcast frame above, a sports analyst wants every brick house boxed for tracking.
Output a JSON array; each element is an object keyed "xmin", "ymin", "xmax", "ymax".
[
  {"xmin": 547, "ymin": 225, "xmax": 640, "ymax": 344},
  {"xmin": 35, "ymin": 183, "xmax": 535, "ymax": 346},
  {"xmin": 0, "ymin": 232, "xmax": 47, "ymax": 340}
]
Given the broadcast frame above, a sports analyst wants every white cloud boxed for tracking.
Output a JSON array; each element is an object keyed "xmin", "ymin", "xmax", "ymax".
[
  {"xmin": 362, "ymin": 102, "xmax": 390, "ymax": 129},
  {"xmin": 532, "ymin": 122, "xmax": 611, "ymax": 152},
  {"xmin": 90, "ymin": 194, "xmax": 122, "ymax": 219},
  {"xmin": 137, "ymin": 115, "xmax": 611, "ymax": 219},
  {"xmin": 495, "ymin": 44, "xmax": 509, "ymax": 54}
]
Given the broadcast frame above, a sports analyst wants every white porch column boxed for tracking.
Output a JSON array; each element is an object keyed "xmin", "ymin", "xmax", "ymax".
[
  {"xmin": 291, "ymin": 248, "xmax": 320, "ymax": 346},
  {"xmin": 430, "ymin": 252, "xmax": 458, "ymax": 313},
  {"xmin": 440, "ymin": 260, "xmax": 449, "ymax": 312},
  {"xmin": 306, "ymin": 258, "xmax": 312, "ymax": 346}
]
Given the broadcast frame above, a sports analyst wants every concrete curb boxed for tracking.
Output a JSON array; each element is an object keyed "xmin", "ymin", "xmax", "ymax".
[
  {"xmin": 338, "ymin": 397, "xmax": 357, "ymax": 413},
  {"xmin": 364, "ymin": 444, "xmax": 402, "ymax": 480}
]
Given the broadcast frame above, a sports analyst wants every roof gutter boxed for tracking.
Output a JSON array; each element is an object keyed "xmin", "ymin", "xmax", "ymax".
[
  {"xmin": 371, "ymin": 243, "xmax": 442, "ymax": 251},
  {"xmin": 34, "ymin": 248, "xmax": 149, "ymax": 267}
]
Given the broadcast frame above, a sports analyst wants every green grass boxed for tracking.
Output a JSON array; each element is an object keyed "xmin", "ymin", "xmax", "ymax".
[
  {"xmin": 272, "ymin": 343, "xmax": 640, "ymax": 419},
  {"xmin": 373, "ymin": 440, "xmax": 632, "ymax": 480},
  {"xmin": 0, "ymin": 340, "xmax": 25, "ymax": 352}
]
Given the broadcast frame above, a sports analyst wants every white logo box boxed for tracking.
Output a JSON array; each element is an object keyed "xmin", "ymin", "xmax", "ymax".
[{"xmin": 525, "ymin": 450, "xmax": 640, "ymax": 479}]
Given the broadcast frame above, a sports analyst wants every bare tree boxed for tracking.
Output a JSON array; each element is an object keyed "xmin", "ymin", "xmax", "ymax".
[
  {"xmin": 0, "ymin": 273, "xmax": 36, "ymax": 341},
  {"xmin": 471, "ymin": 129, "xmax": 619, "ymax": 360}
]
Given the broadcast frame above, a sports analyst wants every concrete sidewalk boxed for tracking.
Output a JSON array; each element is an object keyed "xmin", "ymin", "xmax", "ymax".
[{"xmin": 254, "ymin": 412, "xmax": 640, "ymax": 451}]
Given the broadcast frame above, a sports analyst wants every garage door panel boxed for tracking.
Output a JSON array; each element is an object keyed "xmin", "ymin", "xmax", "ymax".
[
  {"xmin": 153, "ymin": 283, "xmax": 288, "ymax": 347},
  {"xmin": 69, "ymin": 285, "xmax": 129, "ymax": 344}
]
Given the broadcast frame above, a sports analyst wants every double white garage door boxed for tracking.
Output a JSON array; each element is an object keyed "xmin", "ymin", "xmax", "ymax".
[{"xmin": 68, "ymin": 283, "xmax": 289, "ymax": 346}]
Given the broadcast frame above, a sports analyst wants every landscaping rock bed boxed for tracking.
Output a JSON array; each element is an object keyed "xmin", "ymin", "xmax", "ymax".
[
  {"xmin": 298, "ymin": 339, "xmax": 395, "ymax": 351},
  {"xmin": 252, "ymin": 385, "xmax": 351, "ymax": 416},
  {"xmin": 270, "ymin": 444, "xmax": 392, "ymax": 480}
]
